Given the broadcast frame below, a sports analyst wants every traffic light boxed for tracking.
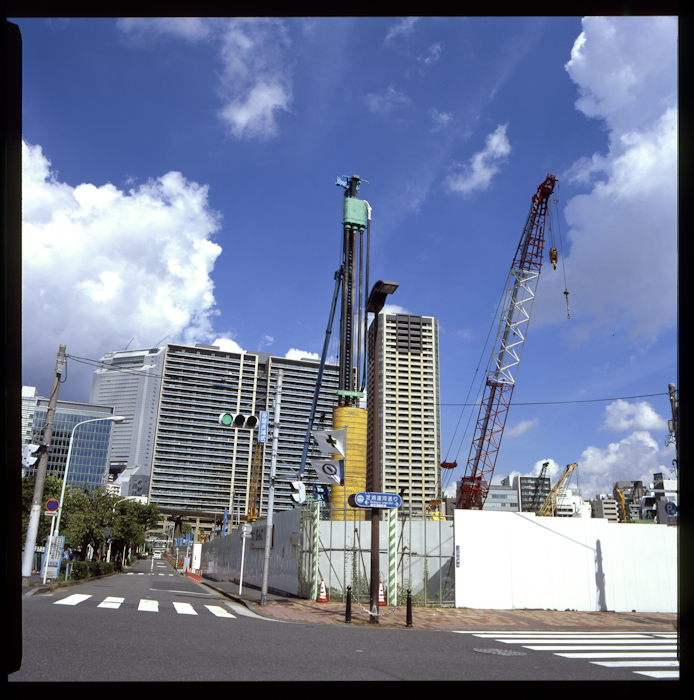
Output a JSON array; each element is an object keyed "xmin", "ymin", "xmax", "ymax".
[
  {"xmin": 22, "ymin": 444, "xmax": 41, "ymax": 468},
  {"xmin": 218, "ymin": 413, "xmax": 259, "ymax": 429},
  {"xmin": 291, "ymin": 480, "xmax": 306, "ymax": 504}
]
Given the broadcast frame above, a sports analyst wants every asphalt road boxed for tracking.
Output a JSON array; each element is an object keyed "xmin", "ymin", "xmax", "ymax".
[{"xmin": 10, "ymin": 559, "xmax": 673, "ymax": 682}]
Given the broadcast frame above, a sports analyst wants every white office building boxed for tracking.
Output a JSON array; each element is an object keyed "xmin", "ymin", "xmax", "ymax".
[{"xmin": 89, "ymin": 346, "xmax": 166, "ymax": 493}]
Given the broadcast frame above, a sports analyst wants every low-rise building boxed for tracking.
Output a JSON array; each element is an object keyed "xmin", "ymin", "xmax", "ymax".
[{"xmin": 589, "ymin": 496, "xmax": 620, "ymax": 522}]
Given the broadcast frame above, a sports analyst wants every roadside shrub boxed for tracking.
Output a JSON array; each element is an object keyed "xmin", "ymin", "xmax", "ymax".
[{"xmin": 58, "ymin": 560, "xmax": 116, "ymax": 580}]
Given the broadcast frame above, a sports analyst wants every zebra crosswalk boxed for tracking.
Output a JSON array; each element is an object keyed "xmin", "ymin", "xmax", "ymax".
[
  {"xmin": 53, "ymin": 593, "xmax": 236, "ymax": 619},
  {"xmin": 126, "ymin": 572, "xmax": 175, "ymax": 576},
  {"xmin": 453, "ymin": 630, "xmax": 679, "ymax": 679}
]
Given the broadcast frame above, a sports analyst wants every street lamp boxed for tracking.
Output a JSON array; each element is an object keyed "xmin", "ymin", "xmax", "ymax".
[
  {"xmin": 54, "ymin": 415, "xmax": 125, "ymax": 537},
  {"xmin": 365, "ymin": 280, "xmax": 398, "ymax": 623}
]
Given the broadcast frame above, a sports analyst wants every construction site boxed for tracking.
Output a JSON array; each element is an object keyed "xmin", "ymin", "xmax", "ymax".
[{"xmin": 163, "ymin": 173, "xmax": 677, "ymax": 615}]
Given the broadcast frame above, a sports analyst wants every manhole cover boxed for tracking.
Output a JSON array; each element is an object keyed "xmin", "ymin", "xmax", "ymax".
[{"xmin": 474, "ymin": 648, "xmax": 526, "ymax": 656}]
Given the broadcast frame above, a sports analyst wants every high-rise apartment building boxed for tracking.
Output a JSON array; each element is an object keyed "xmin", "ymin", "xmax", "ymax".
[
  {"xmin": 148, "ymin": 343, "xmax": 339, "ymax": 525},
  {"xmin": 21, "ymin": 388, "xmax": 116, "ymax": 490},
  {"xmin": 89, "ymin": 346, "xmax": 165, "ymax": 492},
  {"xmin": 366, "ymin": 313, "xmax": 441, "ymax": 516}
]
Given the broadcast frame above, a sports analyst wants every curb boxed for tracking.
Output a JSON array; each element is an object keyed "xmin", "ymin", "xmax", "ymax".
[
  {"xmin": 198, "ymin": 580, "xmax": 281, "ymax": 620},
  {"xmin": 21, "ymin": 563, "xmax": 139, "ymax": 596}
]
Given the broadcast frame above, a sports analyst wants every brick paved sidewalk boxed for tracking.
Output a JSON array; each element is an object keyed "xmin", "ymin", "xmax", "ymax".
[{"xmin": 239, "ymin": 597, "xmax": 678, "ymax": 632}]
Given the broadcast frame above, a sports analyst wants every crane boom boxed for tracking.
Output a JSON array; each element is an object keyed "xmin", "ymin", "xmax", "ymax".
[
  {"xmin": 457, "ymin": 174, "xmax": 557, "ymax": 510},
  {"xmin": 537, "ymin": 463, "xmax": 578, "ymax": 516}
]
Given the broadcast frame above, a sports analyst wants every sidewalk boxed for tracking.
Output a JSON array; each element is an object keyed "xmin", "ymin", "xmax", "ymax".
[{"xmin": 198, "ymin": 576, "xmax": 679, "ymax": 633}]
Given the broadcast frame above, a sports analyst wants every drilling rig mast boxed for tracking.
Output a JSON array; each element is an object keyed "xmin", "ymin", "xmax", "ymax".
[{"xmin": 457, "ymin": 174, "xmax": 557, "ymax": 510}]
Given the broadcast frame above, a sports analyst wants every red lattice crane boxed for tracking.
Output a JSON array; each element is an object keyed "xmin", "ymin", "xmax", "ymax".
[{"xmin": 457, "ymin": 174, "xmax": 557, "ymax": 510}]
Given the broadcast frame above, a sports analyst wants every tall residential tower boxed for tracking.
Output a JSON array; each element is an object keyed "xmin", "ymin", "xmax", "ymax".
[
  {"xmin": 148, "ymin": 343, "xmax": 339, "ymax": 532},
  {"xmin": 367, "ymin": 313, "xmax": 441, "ymax": 516}
]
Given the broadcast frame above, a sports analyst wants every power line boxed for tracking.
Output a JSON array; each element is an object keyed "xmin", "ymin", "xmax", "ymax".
[
  {"xmin": 440, "ymin": 392, "xmax": 668, "ymax": 407},
  {"xmin": 67, "ymin": 353, "xmax": 668, "ymax": 407}
]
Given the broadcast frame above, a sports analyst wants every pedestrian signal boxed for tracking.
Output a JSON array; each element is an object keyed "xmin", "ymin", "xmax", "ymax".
[{"xmin": 22, "ymin": 443, "xmax": 41, "ymax": 467}]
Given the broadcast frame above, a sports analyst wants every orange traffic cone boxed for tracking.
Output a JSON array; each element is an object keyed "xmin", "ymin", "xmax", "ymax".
[
  {"xmin": 379, "ymin": 581, "xmax": 386, "ymax": 604},
  {"xmin": 317, "ymin": 579, "xmax": 328, "ymax": 603}
]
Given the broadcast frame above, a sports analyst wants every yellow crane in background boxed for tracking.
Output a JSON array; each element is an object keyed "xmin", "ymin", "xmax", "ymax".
[
  {"xmin": 247, "ymin": 439, "xmax": 264, "ymax": 522},
  {"xmin": 537, "ymin": 463, "xmax": 578, "ymax": 517}
]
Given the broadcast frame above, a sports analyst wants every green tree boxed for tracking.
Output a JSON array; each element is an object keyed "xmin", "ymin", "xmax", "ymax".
[
  {"xmin": 61, "ymin": 486, "xmax": 117, "ymax": 561},
  {"xmin": 110, "ymin": 499, "xmax": 160, "ymax": 561},
  {"xmin": 21, "ymin": 474, "xmax": 63, "ymax": 546}
]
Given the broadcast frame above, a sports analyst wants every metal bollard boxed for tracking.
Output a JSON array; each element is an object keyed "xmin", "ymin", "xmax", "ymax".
[
  {"xmin": 406, "ymin": 588, "xmax": 412, "ymax": 627},
  {"xmin": 345, "ymin": 585, "xmax": 352, "ymax": 623}
]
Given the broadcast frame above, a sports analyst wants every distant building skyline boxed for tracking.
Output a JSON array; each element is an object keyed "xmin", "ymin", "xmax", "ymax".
[{"xmin": 21, "ymin": 386, "xmax": 116, "ymax": 491}]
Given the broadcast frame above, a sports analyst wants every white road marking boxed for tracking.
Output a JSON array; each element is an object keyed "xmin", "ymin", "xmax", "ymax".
[
  {"xmin": 455, "ymin": 630, "xmax": 679, "ymax": 680},
  {"xmin": 138, "ymin": 599, "xmax": 159, "ymax": 612},
  {"xmin": 634, "ymin": 670, "xmax": 680, "ymax": 679},
  {"xmin": 524, "ymin": 644, "xmax": 677, "ymax": 651},
  {"xmin": 173, "ymin": 602, "xmax": 197, "ymax": 615},
  {"xmin": 54, "ymin": 594, "xmax": 91, "ymax": 605},
  {"xmin": 97, "ymin": 597, "xmax": 125, "ymax": 609},
  {"xmin": 593, "ymin": 660, "xmax": 679, "ymax": 668},
  {"xmin": 205, "ymin": 605, "xmax": 236, "ymax": 618}
]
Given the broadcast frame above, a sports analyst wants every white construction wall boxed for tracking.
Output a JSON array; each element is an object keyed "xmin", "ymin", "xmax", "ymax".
[
  {"xmin": 454, "ymin": 510, "xmax": 677, "ymax": 612},
  {"xmin": 201, "ymin": 508, "xmax": 302, "ymax": 595}
]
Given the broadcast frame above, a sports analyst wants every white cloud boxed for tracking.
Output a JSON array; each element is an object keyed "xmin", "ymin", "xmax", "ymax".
[
  {"xmin": 444, "ymin": 124, "xmax": 511, "ymax": 196},
  {"xmin": 285, "ymin": 348, "xmax": 320, "ymax": 361},
  {"xmin": 213, "ymin": 337, "xmax": 245, "ymax": 354},
  {"xmin": 23, "ymin": 141, "xmax": 223, "ymax": 395},
  {"xmin": 117, "ymin": 17, "xmax": 293, "ymax": 141},
  {"xmin": 534, "ymin": 17, "xmax": 677, "ymax": 342},
  {"xmin": 384, "ymin": 17, "xmax": 420, "ymax": 44},
  {"xmin": 506, "ymin": 418, "xmax": 539, "ymax": 438},
  {"xmin": 216, "ymin": 19, "xmax": 293, "ymax": 140},
  {"xmin": 498, "ymin": 458, "xmax": 563, "ymax": 486},
  {"xmin": 379, "ymin": 303, "xmax": 412, "ymax": 316},
  {"xmin": 419, "ymin": 42, "xmax": 443, "ymax": 65},
  {"xmin": 600, "ymin": 399, "xmax": 668, "ymax": 433},
  {"xmin": 117, "ymin": 17, "xmax": 212, "ymax": 43},
  {"xmin": 430, "ymin": 108, "xmax": 452, "ymax": 131},
  {"xmin": 365, "ymin": 86, "xmax": 411, "ymax": 116},
  {"xmin": 577, "ymin": 431, "xmax": 675, "ymax": 500}
]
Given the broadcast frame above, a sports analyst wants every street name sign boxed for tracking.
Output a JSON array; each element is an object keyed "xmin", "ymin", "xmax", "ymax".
[
  {"xmin": 258, "ymin": 411, "xmax": 270, "ymax": 443},
  {"xmin": 353, "ymin": 492, "xmax": 402, "ymax": 509}
]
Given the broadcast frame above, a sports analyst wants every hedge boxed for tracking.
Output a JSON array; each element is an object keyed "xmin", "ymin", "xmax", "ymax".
[{"xmin": 59, "ymin": 560, "xmax": 116, "ymax": 580}]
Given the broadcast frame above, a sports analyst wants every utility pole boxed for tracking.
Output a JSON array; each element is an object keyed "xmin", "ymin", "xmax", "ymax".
[
  {"xmin": 261, "ymin": 369, "xmax": 283, "ymax": 606},
  {"xmin": 668, "ymin": 383, "xmax": 678, "ymax": 455},
  {"xmin": 22, "ymin": 344, "xmax": 66, "ymax": 579}
]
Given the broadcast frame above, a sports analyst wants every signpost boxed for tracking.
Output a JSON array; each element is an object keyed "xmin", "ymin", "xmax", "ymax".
[
  {"xmin": 41, "ymin": 535, "xmax": 65, "ymax": 583},
  {"xmin": 239, "ymin": 524, "xmax": 252, "ymax": 594},
  {"xmin": 41, "ymin": 499, "xmax": 64, "ymax": 583}
]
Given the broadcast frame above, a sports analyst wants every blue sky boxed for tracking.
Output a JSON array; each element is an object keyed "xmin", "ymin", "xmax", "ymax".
[{"xmin": 15, "ymin": 16, "xmax": 678, "ymax": 501}]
